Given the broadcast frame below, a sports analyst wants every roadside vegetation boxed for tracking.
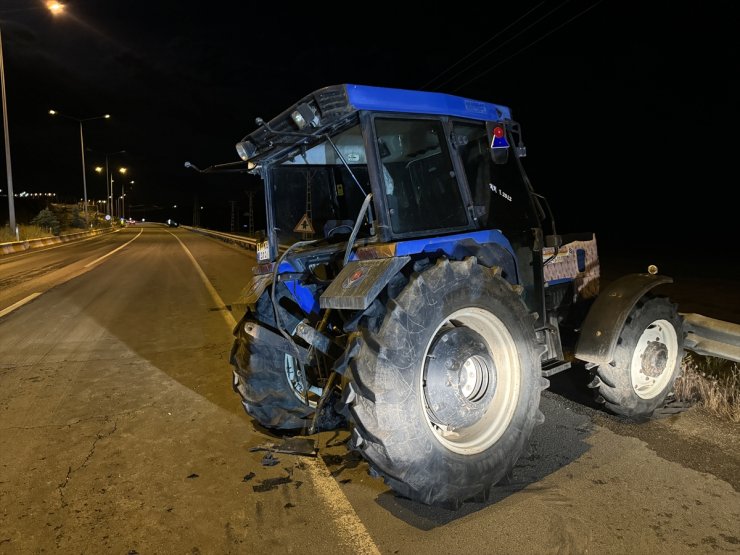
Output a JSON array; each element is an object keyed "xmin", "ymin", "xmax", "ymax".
[
  {"xmin": 0, "ymin": 224, "xmax": 53, "ymax": 243},
  {"xmin": 674, "ymin": 353, "xmax": 740, "ymax": 423},
  {"xmin": 1, "ymin": 204, "xmax": 112, "ymax": 243}
]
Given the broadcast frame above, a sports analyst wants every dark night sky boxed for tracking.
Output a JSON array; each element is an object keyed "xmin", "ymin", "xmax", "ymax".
[{"xmin": 1, "ymin": 1, "xmax": 738, "ymax": 259}]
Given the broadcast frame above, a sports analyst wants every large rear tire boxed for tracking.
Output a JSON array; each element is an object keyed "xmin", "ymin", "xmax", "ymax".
[
  {"xmin": 343, "ymin": 258, "xmax": 545, "ymax": 506},
  {"xmin": 591, "ymin": 296, "xmax": 684, "ymax": 417}
]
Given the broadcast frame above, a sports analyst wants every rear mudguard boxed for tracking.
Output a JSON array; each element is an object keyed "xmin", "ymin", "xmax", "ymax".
[
  {"xmin": 575, "ymin": 273, "xmax": 673, "ymax": 365},
  {"xmin": 232, "ymin": 273, "xmax": 273, "ymax": 322}
]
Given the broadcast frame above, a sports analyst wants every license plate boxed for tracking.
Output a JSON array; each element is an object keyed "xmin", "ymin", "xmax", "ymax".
[{"xmin": 256, "ymin": 240, "xmax": 270, "ymax": 262}]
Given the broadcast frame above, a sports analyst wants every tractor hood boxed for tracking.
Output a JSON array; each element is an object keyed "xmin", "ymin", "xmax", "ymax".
[{"xmin": 235, "ymin": 84, "xmax": 512, "ymax": 166}]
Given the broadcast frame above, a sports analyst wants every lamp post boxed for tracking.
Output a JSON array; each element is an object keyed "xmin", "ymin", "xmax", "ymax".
[
  {"xmin": 117, "ymin": 167, "xmax": 127, "ymax": 220},
  {"xmin": 49, "ymin": 110, "xmax": 110, "ymax": 225},
  {"xmin": 110, "ymin": 166, "xmax": 128, "ymax": 220},
  {"xmin": 107, "ymin": 154, "xmax": 124, "ymax": 220},
  {"xmin": 90, "ymin": 149, "xmax": 125, "ymax": 221},
  {"xmin": 0, "ymin": 26, "xmax": 15, "ymax": 235},
  {"xmin": 1, "ymin": 1, "xmax": 64, "ymax": 235},
  {"xmin": 123, "ymin": 179, "xmax": 134, "ymax": 220}
]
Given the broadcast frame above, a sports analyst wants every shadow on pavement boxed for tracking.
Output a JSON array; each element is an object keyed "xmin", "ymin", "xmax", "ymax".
[{"xmin": 373, "ymin": 393, "xmax": 594, "ymax": 530}]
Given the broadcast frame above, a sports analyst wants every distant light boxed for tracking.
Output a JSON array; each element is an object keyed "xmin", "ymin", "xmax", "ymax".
[
  {"xmin": 46, "ymin": 1, "xmax": 65, "ymax": 15},
  {"xmin": 130, "ymin": 180, "xmax": 134, "ymax": 184},
  {"xmin": 95, "ymin": 166, "xmax": 103, "ymax": 173},
  {"xmin": 49, "ymin": 109, "xmax": 57, "ymax": 115},
  {"xmin": 118, "ymin": 167, "xmax": 127, "ymax": 174},
  {"xmin": 200, "ymin": 206, "xmax": 204, "ymax": 209},
  {"xmin": 173, "ymin": 205, "xmax": 177, "ymax": 208},
  {"xmin": 104, "ymin": 114, "xmax": 111, "ymax": 119}
]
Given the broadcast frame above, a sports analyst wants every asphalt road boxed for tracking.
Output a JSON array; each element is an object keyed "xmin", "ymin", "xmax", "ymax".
[{"xmin": 0, "ymin": 225, "xmax": 738, "ymax": 554}]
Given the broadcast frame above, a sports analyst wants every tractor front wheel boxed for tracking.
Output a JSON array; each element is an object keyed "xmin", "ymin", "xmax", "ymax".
[
  {"xmin": 231, "ymin": 292, "xmax": 341, "ymax": 431},
  {"xmin": 591, "ymin": 296, "xmax": 684, "ymax": 418}
]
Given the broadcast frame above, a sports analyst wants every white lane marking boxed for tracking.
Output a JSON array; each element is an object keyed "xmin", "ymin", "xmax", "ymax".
[
  {"xmin": 168, "ymin": 231, "xmax": 237, "ymax": 329},
  {"xmin": 0, "ymin": 292, "xmax": 43, "ymax": 319},
  {"xmin": 304, "ymin": 458, "xmax": 381, "ymax": 555},
  {"xmin": 84, "ymin": 229, "xmax": 143, "ymax": 268},
  {"xmin": 169, "ymin": 230, "xmax": 380, "ymax": 554}
]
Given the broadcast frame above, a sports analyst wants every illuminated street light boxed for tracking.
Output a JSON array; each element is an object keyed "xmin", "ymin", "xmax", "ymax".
[
  {"xmin": 0, "ymin": 27, "xmax": 17, "ymax": 235},
  {"xmin": 46, "ymin": 1, "xmax": 65, "ymax": 15},
  {"xmin": 1, "ymin": 3, "xmax": 64, "ymax": 235},
  {"xmin": 49, "ymin": 109, "xmax": 111, "ymax": 225},
  {"xmin": 89, "ymin": 149, "xmax": 126, "ymax": 220}
]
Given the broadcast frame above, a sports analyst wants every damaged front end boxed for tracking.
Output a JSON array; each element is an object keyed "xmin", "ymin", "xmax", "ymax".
[{"xmin": 232, "ymin": 239, "xmax": 380, "ymax": 433}]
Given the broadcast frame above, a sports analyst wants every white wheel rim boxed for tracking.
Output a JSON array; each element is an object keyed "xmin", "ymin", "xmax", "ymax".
[
  {"xmin": 284, "ymin": 355, "xmax": 322, "ymax": 407},
  {"xmin": 630, "ymin": 319, "xmax": 679, "ymax": 399},
  {"xmin": 420, "ymin": 307, "xmax": 521, "ymax": 455}
]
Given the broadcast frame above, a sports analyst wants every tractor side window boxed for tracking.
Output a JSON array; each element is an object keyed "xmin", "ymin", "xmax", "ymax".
[
  {"xmin": 453, "ymin": 122, "xmax": 538, "ymax": 236},
  {"xmin": 375, "ymin": 118, "xmax": 468, "ymax": 234}
]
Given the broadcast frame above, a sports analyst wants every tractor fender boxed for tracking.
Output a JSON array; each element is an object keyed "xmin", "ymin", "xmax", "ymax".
[
  {"xmin": 575, "ymin": 273, "xmax": 673, "ymax": 365},
  {"xmin": 320, "ymin": 256, "xmax": 411, "ymax": 310},
  {"xmin": 232, "ymin": 273, "xmax": 273, "ymax": 322}
]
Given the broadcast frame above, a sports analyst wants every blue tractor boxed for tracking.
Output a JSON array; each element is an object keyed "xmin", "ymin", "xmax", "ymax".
[{"xmin": 193, "ymin": 85, "xmax": 733, "ymax": 506}]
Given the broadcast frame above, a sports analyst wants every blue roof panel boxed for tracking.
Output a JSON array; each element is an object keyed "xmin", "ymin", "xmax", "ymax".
[{"xmin": 345, "ymin": 84, "xmax": 511, "ymax": 122}]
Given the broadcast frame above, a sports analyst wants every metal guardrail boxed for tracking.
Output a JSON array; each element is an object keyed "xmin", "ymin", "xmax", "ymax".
[
  {"xmin": 0, "ymin": 227, "xmax": 115, "ymax": 256},
  {"xmin": 182, "ymin": 225, "xmax": 290, "ymax": 254},
  {"xmin": 683, "ymin": 313, "xmax": 740, "ymax": 363},
  {"xmin": 181, "ymin": 225, "xmax": 258, "ymax": 250}
]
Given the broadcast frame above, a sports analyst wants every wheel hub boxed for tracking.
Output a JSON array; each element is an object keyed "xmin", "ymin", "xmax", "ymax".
[
  {"xmin": 640, "ymin": 340, "xmax": 668, "ymax": 378},
  {"xmin": 630, "ymin": 319, "xmax": 680, "ymax": 399},
  {"xmin": 424, "ymin": 327, "xmax": 497, "ymax": 430},
  {"xmin": 285, "ymin": 355, "xmax": 322, "ymax": 407}
]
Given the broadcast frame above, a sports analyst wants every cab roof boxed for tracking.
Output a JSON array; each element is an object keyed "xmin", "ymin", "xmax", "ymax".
[
  {"xmin": 238, "ymin": 84, "xmax": 511, "ymax": 164},
  {"xmin": 344, "ymin": 84, "xmax": 511, "ymax": 121}
]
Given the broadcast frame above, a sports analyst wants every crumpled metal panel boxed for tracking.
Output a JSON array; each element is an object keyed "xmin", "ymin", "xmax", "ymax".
[{"xmin": 320, "ymin": 256, "xmax": 410, "ymax": 310}]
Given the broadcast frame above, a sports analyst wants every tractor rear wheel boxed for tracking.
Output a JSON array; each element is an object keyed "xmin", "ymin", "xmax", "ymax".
[
  {"xmin": 591, "ymin": 296, "xmax": 684, "ymax": 418},
  {"xmin": 343, "ymin": 258, "xmax": 546, "ymax": 506}
]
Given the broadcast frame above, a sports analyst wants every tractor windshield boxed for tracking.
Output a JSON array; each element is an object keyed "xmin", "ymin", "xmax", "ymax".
[{"xmin": 268, "ymin": 123, "xmax": 371, "ymax": 245}]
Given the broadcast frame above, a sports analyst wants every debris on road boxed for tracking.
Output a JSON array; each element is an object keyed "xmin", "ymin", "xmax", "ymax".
[
  {"xmin": 242, "ymin": 472, "xmax": 256, "ymax": 482},
  {"xmin": 186, "ymin": 473, "xmax": 199, "ymax": 479},
  {"xmin": 249, "ymin": 437, "xmax": 318, "ymax": 457},
  {"xmin": 252, "ymin": 476, "xmax": 292, "ymax": 493}
]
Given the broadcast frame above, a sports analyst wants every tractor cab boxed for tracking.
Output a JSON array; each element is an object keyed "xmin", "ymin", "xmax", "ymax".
[{"xmin": 236, "ymin": 85, "xmax": 536, "ymax": 262}]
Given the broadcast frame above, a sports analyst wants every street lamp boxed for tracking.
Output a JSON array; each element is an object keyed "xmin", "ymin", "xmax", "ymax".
[
  {"xmin": 118, "ymin": 168, "xmax": 133, "ymax": 220},
  {"xmin": 0, "ymin": 26, "xmax": 16, "ymax": 235},
  {"xmin": 49, "ymin": 110, "xmax": 110, "ymax": 225},
  {"xmin": 1, "ymin": 0, "xmax": 63, "ymax": 235},
  {"xmin": 46, "ymin": 2, "xmax": 65, "ymax": 15},
  {"xmin": 89, "ymin": 149, "xmax": 125, "ymax": 221}
]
